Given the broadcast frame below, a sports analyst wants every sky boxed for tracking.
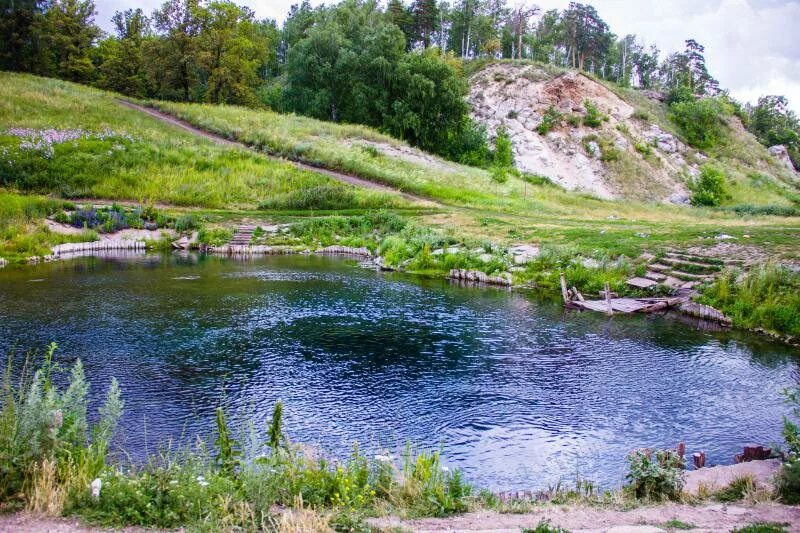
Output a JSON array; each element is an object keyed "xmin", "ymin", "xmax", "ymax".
[{"xmin": 93, "ymin": 0, "xmax": 800, "ymax": 111}]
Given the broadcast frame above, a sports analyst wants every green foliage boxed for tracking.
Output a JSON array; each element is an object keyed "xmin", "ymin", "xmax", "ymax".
[
  {"xmin": 259, "ymin": 185, "xmax": 362, "ymax": 211},
  {"xmin": 268, "ymin": 400, "xmax": 284, "ymax": 450},
  {"xmin": 0, "ymin": 343, "xmax": 122, "ymax": 506},
  {"xmin": 687, "ymin": 165, "xmax": 728, "ymax": 207},
  {"xmin": 726, "ymin": 204, "xmax": 800, "ymax": 217},
  {"xmin": 582, "ymin": 100, "xmax": 605, "ymax": 127},
  {"xmin": 776, "ymin": 459, "xmax": 800, "ymax": 505},
  {"xmin": 523, "ymin": 519, "xmax": 570, "ymax": 533},
  {"xmin": 714, "ymin": 475, "xmax": 756, "ymax": 502},
  {"xmin": 733, "ymin": 523, "xmax": 789, "ymax": 533},
  {"xmin": 699, "ymin": 264, "xmax": 800, "ymax": 337},
  {"xmin": 632, "ymin": 109, "xmax": 652, "ymax": 122},
  {"xmin": 669, "ymin": 97, "xmax": 728, "ymax": 149},
  {"xmin": 196, "ymin": 227, "xmax": 233, "ymax": 247},
  {"xmin": 537, "ymin": 106, "xmax": 563, "ymax": 135},
  {"xmin": 493, "ymin": 126, "xmax": 514, "ymax": 168},
  {"xmin": 624, "ymin": 448, "xmax": 684, "ymax": 500},
  {"xmin": 662, "ymin": 519, "xmax": 695, "ymax": 530}
]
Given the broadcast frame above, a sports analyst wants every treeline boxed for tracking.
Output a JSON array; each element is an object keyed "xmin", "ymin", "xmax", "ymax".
[{"xmin": 0, "ymin": 0, "xmax": 797, "ymax": 168}]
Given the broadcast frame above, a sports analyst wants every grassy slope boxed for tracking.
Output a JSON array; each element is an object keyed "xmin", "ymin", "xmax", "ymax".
[
  {"xmin": 0, "ymin": 73, "xmax": 403, "ymax": 211},
  {"xmin": 151, "ymin": 91, "xmax": 800, "ymax": 264}
]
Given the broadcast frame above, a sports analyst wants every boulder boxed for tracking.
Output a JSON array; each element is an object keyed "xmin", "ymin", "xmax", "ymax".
[
  {"xmin": 507, "ymin": 244, "xmax": 540, "ymax": 265},
  {"xmin": 626, "ymin": 277, "xmax": 657, "ymax": 289},
  {"xmin": 586, "ymin": 141, "xmax": 600, "ymax": 158},
  {"xmin": 768, "ymin": 145, "xmax": 796, "ymax": 172}
]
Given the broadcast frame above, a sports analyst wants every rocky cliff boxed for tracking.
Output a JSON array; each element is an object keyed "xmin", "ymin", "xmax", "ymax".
[{"xmin": 468, "ymin": 62, "xmax": 796, "ymax": 203}]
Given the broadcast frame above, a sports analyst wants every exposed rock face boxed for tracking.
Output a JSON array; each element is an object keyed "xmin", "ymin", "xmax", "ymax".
[
  {"xmin": 768, "ymin": 145, "xmax": 796, "ymax": 172},
  {"xmin": 468, "ymin": 63, "xmax": 691, "ymax": 202}
]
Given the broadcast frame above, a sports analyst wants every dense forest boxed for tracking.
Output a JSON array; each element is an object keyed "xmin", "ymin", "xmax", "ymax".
[{"xmin": 0, "ymin": 0, "xmax": 798, "ymax": 168}]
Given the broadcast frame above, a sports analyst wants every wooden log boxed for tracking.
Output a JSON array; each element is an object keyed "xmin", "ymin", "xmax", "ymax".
[
  {"xmin": 677, "ymin": 442, "xmax": 686, "ymax": 459},
  {"xmin": 693, "ymin": 451, "xmax": 706, "ymax": 469},
  {"xmin": 742, "ymin": 444, "xmax": 771, "ymax": 462},
  {"xmin": 604, "ymin": 282, "xmax": 613, "ymax": 317},
  {"xmin": 560, "ymin": 272, "xmax": 569, "ymax": 304}
]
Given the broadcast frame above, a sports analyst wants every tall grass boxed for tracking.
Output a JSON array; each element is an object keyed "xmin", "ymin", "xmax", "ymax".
[
  {"xmin": 0, "ymin": 72, "xmax": 403, "ymax": 211},
  {"xmin": 700, "ymin": 265, "xmax": 800, "ymax": 337},
  {"xmin": 1, "ymin": 346, "xmax": 473, "ymax": 530}
]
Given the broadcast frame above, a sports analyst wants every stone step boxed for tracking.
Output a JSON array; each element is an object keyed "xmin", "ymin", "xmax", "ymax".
[
  {"xmin": 626, "ymin": 277, "xmax": 658, "ymax": 289},
  {"xmin": 668, "ymin": 270, "xmax": 716, "ymax": 281},
  {"xmin": 660, "ymin": 257, "xmax": 721, "ymax": 271},
  {"xmin": 645, "ymin": 271, "xmax": 667, "ymax": 282},
  {"xmin": 648, "ymin": 263, "xmax": 671, "ymax": 272},
  {"xmin": 664, "ymin": 251, "xmax": 724, "ymax": 265}
]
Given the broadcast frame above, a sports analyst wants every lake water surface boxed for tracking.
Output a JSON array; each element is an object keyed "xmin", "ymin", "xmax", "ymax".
[{"xmin": 1, "ymin": 252, "xmax": 798, "ymax": 490}]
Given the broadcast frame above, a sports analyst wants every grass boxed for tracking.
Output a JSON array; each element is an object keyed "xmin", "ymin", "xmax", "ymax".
[
  {"xmin": 699, "ymin": 265, "xmax": 800, "ymax": 338},
  {"xmin": 0, "ymin": 72, "xmax": 404, "ymax": 211},
  {"xmin": 0, "ymin": 191, "xmax": 97, "ymax": 262}
]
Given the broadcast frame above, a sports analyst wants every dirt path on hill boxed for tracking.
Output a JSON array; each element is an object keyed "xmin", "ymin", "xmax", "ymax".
[
  {"xmin": 369, "ymin": 503, "xmax": 800, "ymax": 532},
  {"xmin": 118, "ymin": 100, "xmax": 434, "ymax": 205}
]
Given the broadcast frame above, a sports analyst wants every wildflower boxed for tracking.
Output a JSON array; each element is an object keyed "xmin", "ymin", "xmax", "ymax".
[
  {"xmin": 374, "ymin": 454, "xmax": 392, "ymax": 462},
  {"xmin": 90, "ymin": 478, "xmax": 102, "ymax": 500},
  {"xmin": 196, "ymin": 475, "xmax": 209, "ymax": 487},
  {"xmin": 440, "ymin": 466, "xmax": 450, "ymax": 473}
]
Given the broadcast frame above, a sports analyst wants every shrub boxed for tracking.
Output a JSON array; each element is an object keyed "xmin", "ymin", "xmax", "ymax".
[
  {"xmin": 537, "ymin": 106, "xmax": 563, "ymax": 135},
  {"xmin": 490, "ymin": 166, "xmax": 509, "ymax": 183},
  {"xmin": 0, "ymin": 343, "xmax": 122, "ymax": 509},
  {"xmin": 567, "ymin": 114, "xmax": 581, "ymax": 127},
  {"xmin": 197, "ymin": 227, "xmax": 233, "ymax": 247},
  {"xmin": 714, "ymin": 475, "xmax": 756, "ymax": 502},
  {"xmin": 493, "ymin": 127, "xmax": 514, "ymax": 168},
  {"xmin": 777, "ymin": 460, "xmax": 800, "ymax": 505},
  {"xmin": 173, "ymin": 214, "xmax": 200, "ymax": 233},
  {"xmin": 699, "ymin": 264, "xmax": 800, "ymax": 337},
  {"xmin": 733, "ymin": 523, "xmax": 789, "ymax": 533},
  {"xmin": 632, "ymin": 109, "xmax": 652, "ymax": 122},
  {"xmin": 523, "ymin": 519, "xmax": 569, "ymax": 533},
  {"xmin": 669, "ymin": 97, "xmax": 727, "ymax": 149},
  {"xmin": 687, "ymin": 165, "xmax": 728, "ymax": 206},
  {"xmin": 726, "ymin": 204, "xmax": 800, "ymax": 217},
  {"xmin": 259, "ymin": 185, "xmax": 359, "ymax": 211},
  {"xmin": 624, "ymin": 448, "xmax": 684, "ymax": 500},
  {"xmin": 634, "ymin": 141, "xmax": 653, "ymax": 156},
  {"xmin": 665, "ymin": 84, "xmax": 694, "ymax": 106},
  {"xmin": 583, "ymin": 100, "xmax": 605, "ymax": 128}
]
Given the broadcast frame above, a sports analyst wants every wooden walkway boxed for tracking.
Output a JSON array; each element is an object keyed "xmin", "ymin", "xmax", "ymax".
[{"xmin": 569, "ymin": 296, "xmax": 689, "ymax": 314}]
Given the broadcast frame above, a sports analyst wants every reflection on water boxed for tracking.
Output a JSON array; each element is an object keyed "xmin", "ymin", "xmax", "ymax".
[{"xmin": 1, "ymin": 252, "xmax": 798, "ymax": 490}]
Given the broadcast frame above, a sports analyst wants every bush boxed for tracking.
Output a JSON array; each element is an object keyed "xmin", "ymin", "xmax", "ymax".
[
  {"xmin": 699, "ymin": 264, "xmax": 800, "ymax": 337},
  {"xmin": 490, "ymin": 166, "xmax": 509, "ymax": 183},
  {"xmin": 173, "ymin": 214, "xmax": 200, "ymax": 233},
  {"xmin": 537, "ymin": 106, "xmax": 563, "ymax": 135},
  {"xmin": 733, "ymin": 523, "xmax": 790, "ymax": 533},
  {"xmin": 0, "ymin": 343, "xmax": 122, "ymax": 509},
  {"xmin": 688, "ymin": 165, "xmax": 728, "ymax": 206},
  {"xmin": 669, "ymin": 97, "xmax": 727, "ymax": 149},
  {"xmin": 583, "ymin": 100, "xmax": 605, "ymax": 128},
  {"xmin": 624, "ymin": 448, "xmax": 685, "ymax": 500},
  {"xmin": 259, "ymin": 185, "xmax": 359, "ymax": 210},
  {"xmin": 714, "ymin": 475, "xmax": 756, "ymax": 502},
  {"xmin": 776, "ymin": 460, "xmax": 800, "ymax": 505},
  {"xmin": 197, "ymin": 227, "xmax": 233, "ymax": 247},
  {"xmin": 632, "ymin": 109, "xmax": 652, "ymax": 122},
  {"xmin": 492, "ymin": 127, "xmax": 514, "ymax": 168}
]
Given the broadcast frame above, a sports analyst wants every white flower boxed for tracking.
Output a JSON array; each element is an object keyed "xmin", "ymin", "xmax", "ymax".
[
  {"xmin": 440, "ymin": 466, "xmax": 450, "ymax": 473},
  {"xmin": 90, "ymin": 478, "xmax": 102, "ymax": 499},
  {"xmin": 374, "ymin": 454, "xmax": 392, "ymax": 463},
  {"xmin": 196, "ymin": 475, "xmax": 209, "ymax": 487}
]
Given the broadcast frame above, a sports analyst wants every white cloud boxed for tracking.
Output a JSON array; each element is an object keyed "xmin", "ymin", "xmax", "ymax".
[{"xmin": 92, "ymin": 0, "xmax": 800, "ymax": 111}]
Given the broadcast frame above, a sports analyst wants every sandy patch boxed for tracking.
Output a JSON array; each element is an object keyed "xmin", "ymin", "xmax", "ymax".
[
  {"xmin": 369, "ymin": 502, "xmax": 800, "ymax": 532},
  {"xmin": 45, "ymin": 220, "xmax": 175, "ymax": 241}
]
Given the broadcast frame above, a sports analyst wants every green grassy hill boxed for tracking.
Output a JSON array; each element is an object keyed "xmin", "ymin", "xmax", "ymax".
[{"xmin": 1, "ymin": 71, "xmax": 799, "ymax": 337}]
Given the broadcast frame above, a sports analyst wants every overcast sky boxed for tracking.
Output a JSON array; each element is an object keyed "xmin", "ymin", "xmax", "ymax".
[{"xmin": 94, "ymin": 0, "xmax": 800, "ymax": 111}]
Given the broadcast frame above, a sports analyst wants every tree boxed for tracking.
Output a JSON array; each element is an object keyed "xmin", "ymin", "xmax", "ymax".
[
  {"xmin": 0, "ymin": 0, "xmax": 47, "ymax": 72},
  {"xmin": 561, "ymin": 2, "xmax": 610, "ymax": 71},
  {"xmin": 280, "ymin": 0, "xmax": 314, "ymax": 62},
  {"xmin": 385, "ymin": 49, "xmax": 470, "ymax": 154},
  {"xmin": 506, "ymin": 2, "xmax": 538, "ymax": 59},
  {"xmin": 410, "ymin": 0, "xmax": 439, "ymax": 48},
  {"xmin": 660, "ymin": 39, "xmax": 719, "ymax": 96},
  {"xmin": 147, "ymin": 0, "xmax": 202, "ymax": 101},
  {"xmin": 746, "ymin": 95, "xmax": 800, "ymax": 169},
  {"xmin": 632, "ymin": 42, "xmax": 659, "ymax": 89},
  {"xmin": 42, "ymin": 0, "xmax": 101, "ymax": 82},
  {"xmin": 195, "ymin": 1, "xmax": 266, "ymax": 105},
  {"xmin": 386, "ymin": 0, "xmax": 414, "ymax": 48},
  {"xmin": 96, "ymin": 9, "xmax": 150, "ymax": 96}
]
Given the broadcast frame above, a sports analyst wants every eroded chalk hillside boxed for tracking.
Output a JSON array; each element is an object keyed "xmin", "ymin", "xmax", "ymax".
[{"xmin": 469, "ymin": 62, "xmax": 798, "ymax": 203}]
